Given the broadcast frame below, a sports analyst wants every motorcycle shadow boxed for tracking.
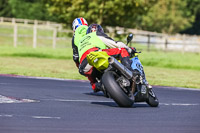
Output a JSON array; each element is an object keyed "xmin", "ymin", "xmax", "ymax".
[
  {"xmin": 84, "ymin": 92, "xmax": 105, "ymax": 97},
  {"xmin": 84, "ymin": 92, "xmax": 150, "ymax": 108},
  {"xmin": 91, "ymin": 102, "xmax": 150, "ymax": 108}
]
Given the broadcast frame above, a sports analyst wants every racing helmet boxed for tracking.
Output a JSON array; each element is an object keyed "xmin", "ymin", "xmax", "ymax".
[
  {"xmin": 72, "ymin": 17, "xmax": 88, "ymax": 32},
  {"xmin": 86, "ymin": 24, "xmax": 104, "ymax": 34}
]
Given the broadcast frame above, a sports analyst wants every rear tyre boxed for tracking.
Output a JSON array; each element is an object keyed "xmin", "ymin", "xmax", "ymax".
[{"xmin": 102, "ymin": 71, "xmax": 134, "ymax": 107}]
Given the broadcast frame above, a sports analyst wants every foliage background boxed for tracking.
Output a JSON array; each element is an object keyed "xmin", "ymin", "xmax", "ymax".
[{"xmin": 0, "ymin": 0, "xmax": 199, "ymax": 35}]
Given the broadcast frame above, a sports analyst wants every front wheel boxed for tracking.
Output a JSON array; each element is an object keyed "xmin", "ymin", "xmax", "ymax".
[
  {"xmin": 102, "ymin": 71, "xmax": 134, "ymax": 107},
  {"xmin": 146, "ymin": 89, "xmax": 159, "ymax": 107}
]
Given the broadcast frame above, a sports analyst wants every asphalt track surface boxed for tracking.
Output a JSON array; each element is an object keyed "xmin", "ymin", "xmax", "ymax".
[{"xmin": 0, "ymin": 75, "xmax": 200, "ymax": 133}]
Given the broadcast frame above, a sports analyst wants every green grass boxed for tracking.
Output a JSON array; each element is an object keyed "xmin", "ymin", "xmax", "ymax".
[
  {"xmin": 0, "ymin": 45, "xmax": 200, "ymax": 89},
  {"xmin": 0, "ymin": 46, "xmax": 72, "ymax": 59},
  {"xmin": 140, "ymin": 51, "xmax": 200, "ymax": 70},
  {"xmin": 0, "ymin": 25, "xmax": 14, "ymax": 34},
  {"xmin": 0, "ymin": 57, "xmax": 84, "ymax": 80},
  {"xmin": 1, "ymin": 46, "xmax": 199, "ymax": 70},
  {"xmin": 145, "ymin": 66, "xmax": 200, "ymax": 88}
]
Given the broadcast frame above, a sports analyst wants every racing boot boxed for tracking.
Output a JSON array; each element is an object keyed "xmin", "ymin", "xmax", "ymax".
[
  {"xmin": 92, "ymin": 82, "xmax": 110, "ymax": 98},
  {"xmin": 92, "ymin": 82, "xmax": 102, "ymax": 93}
]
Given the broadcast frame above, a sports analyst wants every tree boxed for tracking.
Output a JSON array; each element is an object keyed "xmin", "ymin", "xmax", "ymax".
[
  {"xmin": 8, "ymin": 0, "xmax": 56, "ymax": 21},
  {"xmin": 2, "ymin": 0, "xmax": 197, "ymax": 35},
  {"xmin": 181, "ymin": 0, "xmax": 200, "ymax": 35},
  {"xmin": 45, "ymin": 0, "xmax": 156, "ymax": 28},
  {"xmin": 141, "ymin": 0, "xmax": 194, "ymax": 34},
  {"xmin": 0, "ymin": 0, "xmax": 12, "ymax": 17}
]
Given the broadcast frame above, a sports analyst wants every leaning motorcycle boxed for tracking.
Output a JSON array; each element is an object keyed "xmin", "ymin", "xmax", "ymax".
[{"xmin": 87, "ymin": 34, "xmax": 159, "ymax": 107}]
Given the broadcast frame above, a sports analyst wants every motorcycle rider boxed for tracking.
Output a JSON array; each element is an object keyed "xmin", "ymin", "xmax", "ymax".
[
  {"xmin": 72, "ymin": 17, "xmax": 88, "ymax": 68},
  {"xmin": 72, "ymin": 18, "xmax": 139, "ymax": 92}
]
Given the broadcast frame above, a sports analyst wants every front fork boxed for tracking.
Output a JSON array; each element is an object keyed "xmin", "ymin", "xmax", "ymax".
[{"xmin": 134, "ymin": 84, "xmax": 149, "ymax": 102}]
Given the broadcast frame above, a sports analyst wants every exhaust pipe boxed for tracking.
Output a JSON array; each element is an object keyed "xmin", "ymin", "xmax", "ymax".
[{"xmin": 108, "ymin": 57, "xmax": 133, "ymax": 79}]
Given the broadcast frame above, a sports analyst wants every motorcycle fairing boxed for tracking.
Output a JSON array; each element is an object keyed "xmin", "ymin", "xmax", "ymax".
[
  {"xmin": 87, "ymin": 51, "xmax": 110, "ymax": 71},
  {"xmin": 131, "ymin": 56, "xmax": 144, "ymax": 74}
]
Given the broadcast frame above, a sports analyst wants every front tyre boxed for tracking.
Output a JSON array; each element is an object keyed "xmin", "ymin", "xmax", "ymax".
[
  {"xmin": 102, "ymin": 71, "xmax": 134, "ymax": 107},
  {"xmin": 146, "ymin": 89, "xmax": 159, "ymax": 107}
]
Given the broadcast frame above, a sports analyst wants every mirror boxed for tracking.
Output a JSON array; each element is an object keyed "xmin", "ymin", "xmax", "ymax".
[{"xmin": 127, "ymin": 33, "xmax": 133, "ymax": 45}]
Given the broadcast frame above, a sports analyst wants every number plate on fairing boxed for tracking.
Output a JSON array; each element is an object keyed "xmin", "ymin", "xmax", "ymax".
[{"xmin": 141, "ymin": 85, "xmax": 147, "ymax": 94}]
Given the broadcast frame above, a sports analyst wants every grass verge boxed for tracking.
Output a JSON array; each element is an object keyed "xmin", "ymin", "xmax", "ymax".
[{"xmin": 0, "ymin": 46, "xmax": 200, "ymax": 88}]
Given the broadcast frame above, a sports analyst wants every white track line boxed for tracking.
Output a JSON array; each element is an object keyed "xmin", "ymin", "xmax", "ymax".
[
  {"xmin": 51, "ymin": 99, "xmax": 113, "ymax": 103},
  {"xmin": 0, "ymin": 95, "xmax": 39, "ymax": 104},
  {"xmin": 0, "ymin": 114, "xmax": 13, "ymax": 117},
  {"xmin": 43, "ymin": 98, "xmax": 199, "ymax": 106},
  {"xmin": 160, "ymin": 103, "xmax": 199, "ymax": 106},
  {"xmin": 0, "ymin": 114, "xmax": 60, "ymax": 119},
  {"xmin": 32, "ymin": 116, "xmax": 61, "ymax": 119},
  {"xmin": 158, "ymin": 86, "xmax": 200, "ymax": 91}
]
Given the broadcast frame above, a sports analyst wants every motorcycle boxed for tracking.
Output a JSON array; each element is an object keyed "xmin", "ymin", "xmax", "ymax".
[{"xmin": 87, "ymin": 34, "xmax": 159, "ymax": 107}]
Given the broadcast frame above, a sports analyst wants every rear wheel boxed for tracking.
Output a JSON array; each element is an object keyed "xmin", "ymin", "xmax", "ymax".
[{"xmin": 102, "ymin": 71, "xmax": 134, "ymax": 107}]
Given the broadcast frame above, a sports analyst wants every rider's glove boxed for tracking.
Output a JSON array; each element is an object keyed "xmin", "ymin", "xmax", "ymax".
[{"xmin": 127, "ymin": 47, "xmax": 136, "ymax": 57}]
